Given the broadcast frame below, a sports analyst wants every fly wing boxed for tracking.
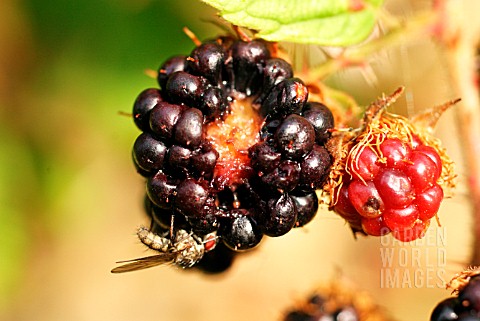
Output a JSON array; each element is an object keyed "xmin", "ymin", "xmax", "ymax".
[{"xmin": 111, "ymin": 254, "xmax": 175, "ymax": 273}]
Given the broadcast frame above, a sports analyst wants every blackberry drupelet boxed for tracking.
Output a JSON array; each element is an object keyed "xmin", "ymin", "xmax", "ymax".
[
  {"xmin": 129, "ymin": 33, "xmax": 336, "ymax": 271},
  {"xmin": 333, "ymin": 135, "xmax": 447, "ymax": 242},
  {"xmin": 327, "ymin": 90, "xmax": 456, "ymax": 242},
  {"xmin": 132, "ymin": 88, "xmax": 163, "ymax": 131},
  {"xmin": 431, "ymin": 298, "xmax": 460, "ymax": 321},
  {"xmin": 431, "ymin": 270, "xmax": 480, "ymax": 321},
  {"xmin": 157, "ymin": 55, "xmax": 187, "ymax": 90},
  {"xmin": 132, "ymin": 132, "xmax": 167, "ymax": 174}
]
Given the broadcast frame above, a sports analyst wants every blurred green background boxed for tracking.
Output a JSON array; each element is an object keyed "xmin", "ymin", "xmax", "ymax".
[
  {"xmin": 0, "ymin": 1, "xmax": 475, "ymax": 321},
  {"xmin": 0, "ymin": 0, "xmax": 218, "ymax": 315}
]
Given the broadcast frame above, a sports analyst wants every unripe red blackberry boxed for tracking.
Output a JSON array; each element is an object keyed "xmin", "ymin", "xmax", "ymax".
[{"xmin": 325, "ymin": 88, "xmax": 456, "ymax": 242}]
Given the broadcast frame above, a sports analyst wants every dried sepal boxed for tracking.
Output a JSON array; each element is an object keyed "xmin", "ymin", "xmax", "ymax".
[
  {"xmin": 447, "ymin": 266, "xmax": 480, "ymax": 295},
  {"xmin": 306, "ymin": 81, "xmax": 364, "ymax": 129},
  {"xmin": 322, "ymin": 87, "xmax": 457, "ymax": 208},
  {"xmin": 360, "ymin": 86, "xmax": 405, "ymax": 126},
  {"xmin": 410, "ymin": 98, "xmax": 461, "ymax": 134},
  {"xmin": 283, "ymin": 275, "xmax": 390, "ymax": 321}
]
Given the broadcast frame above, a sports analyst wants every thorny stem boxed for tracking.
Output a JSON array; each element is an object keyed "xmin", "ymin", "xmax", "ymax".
[
  {"xmin": 309, "ymin": 12, "xmax": 437, "ymax": 80},
  {"xmin": 439, "ymin": 0, "xmax": 480, "ymax": 265},
  {"xmin": 312, "ymin": 0, "xmax": 480, "ymax": 264}
]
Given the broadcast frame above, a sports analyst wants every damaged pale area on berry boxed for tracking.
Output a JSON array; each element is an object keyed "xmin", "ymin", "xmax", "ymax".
[
  {"xmin": 205, "ymin": 94, "xmax": 262, "ymax": 189},
  {"xmin": 281, "ymin": 275, "xmax": 390, "ymax": 321},
  {"xmin": 323, "ymin": 87, "xmax": 457, "ymax": 241}
]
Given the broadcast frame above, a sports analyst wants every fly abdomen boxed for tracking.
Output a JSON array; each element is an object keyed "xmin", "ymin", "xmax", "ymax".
[{"xmin": 137, "ymin": 226, "xmax": 171, "ymax": 252}]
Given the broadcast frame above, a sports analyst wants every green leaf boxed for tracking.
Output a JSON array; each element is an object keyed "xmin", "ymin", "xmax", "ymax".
[{"xmin": 202, "ymin": 0, "xmax": 383, "ymax": 46}]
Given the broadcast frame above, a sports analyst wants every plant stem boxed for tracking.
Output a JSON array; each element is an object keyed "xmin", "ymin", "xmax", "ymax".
[
  {"xmin": 309, "ymin": 12, "xmax": 436, "ymax": 80},
  {"xmin": 440, "ymin": 0, "xmax": 480, "ymax": 265}
]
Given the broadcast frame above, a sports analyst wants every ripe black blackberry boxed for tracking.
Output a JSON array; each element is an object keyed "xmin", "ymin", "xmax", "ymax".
[
  {"xmin": 281, "ymin": 278, "xmax": 389, "ymax": 321},
  {"xmin": 431, "ymin": 268, "xmax": 480, "ymax": 321},
  {"xmin": 128, "ymin": 32, "xmax": 335, "ymax": 271}
]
